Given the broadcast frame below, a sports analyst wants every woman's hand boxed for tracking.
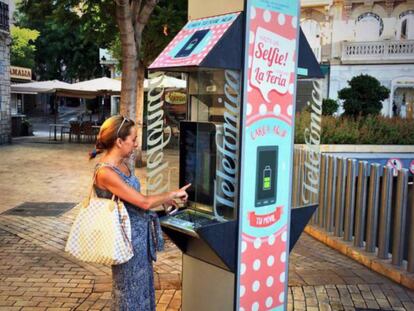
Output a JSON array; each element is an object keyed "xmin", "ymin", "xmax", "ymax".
[
  {"xmin": 169, "ymin": 183, "xmax": 191, "ymax": 203},
  {"xmin": 164, "ymin": 184, "xmax": 191, "ymax": 215}
]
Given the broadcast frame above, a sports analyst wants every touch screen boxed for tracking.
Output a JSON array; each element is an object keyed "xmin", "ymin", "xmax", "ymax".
[
  {"xmin": 255, "ymin": 146, "xmax": 278, "ymax": 207},
  {"xmin": 179, "ymin": 121, "xmax": 217, "ymax": 207}
]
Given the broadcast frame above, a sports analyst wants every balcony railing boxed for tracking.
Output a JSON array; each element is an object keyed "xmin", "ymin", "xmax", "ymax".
[
  {"xmin": 341, "ymin": 40, "xmax": 414, "ymax": 64},
  {"xmin": 0, "ymin": 2, "xmax": 9, "ymax": 33}
]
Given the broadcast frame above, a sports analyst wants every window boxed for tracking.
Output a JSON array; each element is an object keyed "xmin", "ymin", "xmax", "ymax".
[
  {"xmin": 399, "ymin": 10, "xmax": 414, "ymax": 40},
  {"xmin": 355, "ymin": 12, "xmax": 383, "ymax": 41},
  {"xmin": 0, "ymin": 2, "xmax": 9, "ymax": 32}
]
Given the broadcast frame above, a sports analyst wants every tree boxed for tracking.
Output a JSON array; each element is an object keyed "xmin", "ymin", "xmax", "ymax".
[
  {"xmin": 338, "ymin": 74, "xmax": 390, "ymax": 117},
  {"xmin": 10, "ymin": 26, "xmax": 40, "ymax": 69},
  {"xmin": 15, "ymin": 1, "xmax": 115, "ymax": 81},
  {"xmin": 16, "ymin": 0, "xmax": 187, "ymax": 165},
  {"xmin": 322, "ymin": 99, "xmax": 339, "ymax": 116},
  {"xmin": 114, "ymin": 0, "xmax": 186, "ymax": 166}
]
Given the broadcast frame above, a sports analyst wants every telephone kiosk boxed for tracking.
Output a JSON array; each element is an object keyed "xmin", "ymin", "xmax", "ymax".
[{"xmin": 146, "ymin": 7, "xmax": 322, "ymax": 311}]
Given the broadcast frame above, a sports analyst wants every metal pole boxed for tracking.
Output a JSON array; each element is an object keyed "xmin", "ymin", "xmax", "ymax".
[
  {"xmin": 354, "ymin": 161, "xmax": 368, "ymax": 248},
  {"xmin": 325, "ymin": 155, "xmax": 337, "ymax": 232},
  {"xmin": 298, "ymin": 148, "xmax": 305, "ymax": 207},
  {"xmin": 365, "ymin": 164, "xmax": 381, "ymax": 253},
  {"xmin": 292, "ymin": 149, "xmax": 299, "ymax": 209},
  {"xmin": 392, "ymin": 169, "xmax": 408, "ymax": 266},
  {"xmin": 318, "ymin": 154, "xmax": 328, "ymax": 227},
  {"xmin": 334, "ymin": 157, "xmax": 347, "ymax": 237},
  {"xmin": 344, "ymin": 159, "xmax": 357, "ymax": 242},
  {"xmin": 378, "ymin": 166, "xmax": 393, "ymax": 259},
  {"xmin": 408, "ymin": 180, "xmax": 414, "ymax": 272},
  {"xmin": 54, "ymin": 95, "xmax": 58, "ymax": 141}
]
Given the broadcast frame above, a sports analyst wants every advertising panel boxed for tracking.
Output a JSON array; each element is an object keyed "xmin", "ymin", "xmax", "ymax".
[{"xmin": 237, "ymin": 0, "xmax": 300, "ymax": 310}]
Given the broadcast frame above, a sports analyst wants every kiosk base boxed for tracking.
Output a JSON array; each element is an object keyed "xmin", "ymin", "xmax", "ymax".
[{"xmin": 182, "ymin": 254, "xmax": 234, "ymax": 311}]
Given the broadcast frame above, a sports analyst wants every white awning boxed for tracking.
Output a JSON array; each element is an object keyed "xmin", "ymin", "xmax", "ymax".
[{"xmin": 11, "ymin": 80, "xmax": 71, "ymax": 93}]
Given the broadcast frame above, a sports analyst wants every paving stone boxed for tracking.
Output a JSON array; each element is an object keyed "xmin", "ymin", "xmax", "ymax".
[{"xmin": 1, "ymin": 139, "xmax": 414, "ymax": 311}]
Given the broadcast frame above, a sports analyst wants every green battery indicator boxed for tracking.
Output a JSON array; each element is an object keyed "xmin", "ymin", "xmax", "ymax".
[{"xmin": 263, "ymin": 165, "xmax": 272, "ymax": 190}]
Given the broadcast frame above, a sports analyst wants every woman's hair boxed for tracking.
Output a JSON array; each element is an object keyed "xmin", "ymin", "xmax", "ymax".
[{"xmin": 89, "ymin": 115, "xmax": 135, "ymax": 159}]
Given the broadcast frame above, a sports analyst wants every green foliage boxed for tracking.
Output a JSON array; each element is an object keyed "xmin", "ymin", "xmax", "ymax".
[
  {"xmin": 322, "ymin": 98, "xmax": 338, "ymax": 116},
  {"xmin": 15, "ymin": 0, "xmax": 116, "ymax": 81},
  {"xmin": 295, "ymin": 111, "xmax": 414, "ymax": 145},
  {"xmin": 142, "ymin": 1, "xmax": 187, "ymax": 65},
  {"xmin": 15, "ymin": 0, "xmax": 187, "ymax": 80},
  {"xmin": 107, "ymin": 0, "xmax": 187, "ymax": 67},
  {"xmin": 10, "ymin": 26, "xmax": 40, "ymax": 69},
  {"xmin": 338, "ymin": 74, "xmax": 390, "ymax": 117}
]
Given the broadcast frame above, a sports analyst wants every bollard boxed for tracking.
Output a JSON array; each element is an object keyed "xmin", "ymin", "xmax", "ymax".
[
  {"xmin": 365, "ymin": 164, "xmax": 381, "ymax": 253},
  {"xmin": 318, "ymin": 154, "xmax": 328, "ymax": 228},
  {"xmin": 408, "ymin": 180, "xmax": 414, "ymax": 272},
  {"xmin": 325, "ymin": 155, "xmax": 337, "ymax": 232},
  {"xmin": 298, "ymin": 149, "xmax": 305, "ymax": 207},
  {"xmin": 392, "ymin": 169, "xmax": 408, "ymax": 266},
  {"xmin": 292, "ymin": 149, "xmax": 299, "ymax": 208},
  {"xmin": 378, "ymin": 166, "xmax": 393, "ymax": 259},
  {"xmin": 334, "ymin": 157, "xmax": 347, "ymax": 237},
  {"xmin": 354, "ymin": 161, "xmax": 368, "ymax": 248},
  {"xmin": 344, "ymin": 159, "xmax": 357, "ymax": 242}
]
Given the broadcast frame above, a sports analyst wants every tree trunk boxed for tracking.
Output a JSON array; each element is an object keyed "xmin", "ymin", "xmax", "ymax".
[
  {"xmin": 116, "ymin": 0, "xmax": 158, "ymax": 169},
  {"xmin": 116, "ymin": 1, "xmax": 138, "ymax": 119},
  {"xmin": 135, "ymin": 60, "xmax": 145, "ymax": 167}
]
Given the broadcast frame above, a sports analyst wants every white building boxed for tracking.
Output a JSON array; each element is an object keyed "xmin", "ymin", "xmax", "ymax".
[
  {"xmin": 0, "ymin": 0, "xmax": 11, "ymax": 144},
  {"xmin": 300, "ymin": 0, "xmax": 414, "ymax": 117}
]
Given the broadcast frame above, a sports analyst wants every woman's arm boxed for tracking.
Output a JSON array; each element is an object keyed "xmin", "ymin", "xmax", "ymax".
[{"xmin": 95, "ymin": 167, "xmax": 187, "ymax": 210}]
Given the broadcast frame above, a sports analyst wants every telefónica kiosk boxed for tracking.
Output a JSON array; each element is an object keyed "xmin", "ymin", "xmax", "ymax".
[{"xmin": 145, "ymin": 4, "xmax": 323, "ymax": 311}]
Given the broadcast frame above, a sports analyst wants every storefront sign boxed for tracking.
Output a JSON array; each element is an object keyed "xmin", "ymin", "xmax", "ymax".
[
  {"xmin": 10, "ymin": 66, "xmax": 32, "ymax": 81},
  {"xmin": 149, "ymin": 12, "xmax": 240, "ymax": 69},
  {"xmin": 165, "ymin": 91, "xmax": 186, "ymax": 105},
  {"xmin": 237, "ymin": 0, "xmax": 300, "ymax": 310}
]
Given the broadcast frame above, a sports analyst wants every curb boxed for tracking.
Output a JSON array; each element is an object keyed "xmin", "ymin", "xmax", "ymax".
[{"xmin": 304, "ymin": 225, "xmax": 414, "ymax": 290}]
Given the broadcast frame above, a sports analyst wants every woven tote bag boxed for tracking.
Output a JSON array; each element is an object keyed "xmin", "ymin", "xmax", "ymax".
[{"xmin": 65, "ymin": 184, "xmax": 134, "ymax": 265}]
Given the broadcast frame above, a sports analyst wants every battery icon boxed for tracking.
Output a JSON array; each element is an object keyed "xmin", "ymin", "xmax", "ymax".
[{"xmin": 263, "ymin": 165, "xmax": 272, "ymax": 190}]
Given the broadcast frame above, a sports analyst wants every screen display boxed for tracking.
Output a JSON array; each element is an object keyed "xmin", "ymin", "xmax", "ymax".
[
  {"xmin": 179, "ymin": 121, "xmax": 217, "ymax": 208},
  {"xmin": 175, "ymin": 29, "xmax": 210, "ymax": 58},
  {"xmin": 255, "ymin": 146, "xmax": 278, "ymax": 207}
]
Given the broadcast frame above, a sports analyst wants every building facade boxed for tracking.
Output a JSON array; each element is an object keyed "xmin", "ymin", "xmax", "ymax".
[
  {"xmin": 0, "ymin": 0, "xmax": 11, "ymax": 144},
  {"xmin": 301, "ymin": 0, "xmax": 414, "ymax": 116}
]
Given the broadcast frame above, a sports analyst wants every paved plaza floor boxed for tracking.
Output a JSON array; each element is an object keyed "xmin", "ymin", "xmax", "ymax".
[{"xmin": 0, "ymin": 137, "xmax": 413, "ymax": 311}]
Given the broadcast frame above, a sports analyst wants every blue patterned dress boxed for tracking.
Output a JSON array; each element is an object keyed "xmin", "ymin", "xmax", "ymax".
[{"xmin": 94, "ymin": 163, "xmax": 164, "ymax": 311}]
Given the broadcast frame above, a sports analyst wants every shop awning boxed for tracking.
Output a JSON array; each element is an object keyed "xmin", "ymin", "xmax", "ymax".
[
  {"xmin": 11, "ymin": 76, "xmax": 187, "ymax": 98},
  {"xmin": 59, "ymin": 77, "xmax": 121, "ymax": 97},
  {"xmin": 11, "ymin": 80, "xmax": 71, "ymax": 93},
  {"xmin": 149, "ymin": 12, "xmax": 323, "ymax": 78}
]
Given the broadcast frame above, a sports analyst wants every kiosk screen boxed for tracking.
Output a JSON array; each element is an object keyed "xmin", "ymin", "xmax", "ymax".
[
  {"xmin": 179, "ymin": 121, "xmax": 217, "ymax": 210},
  {"xmin": 255, "ymin": 146, "xmax": 278, "ymax": 207}
]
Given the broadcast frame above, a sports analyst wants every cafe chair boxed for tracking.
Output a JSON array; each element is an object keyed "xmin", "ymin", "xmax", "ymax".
[
  {"xmin": 81, "ymin": 121, "xmax": 95, "ymax": 143},
  {"xmin": 69, "ymin": 121, "xmax": 82, "ymax": 143}
]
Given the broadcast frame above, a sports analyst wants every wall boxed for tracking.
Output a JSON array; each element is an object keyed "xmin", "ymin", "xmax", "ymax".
[
  {"xmin": 188, "ymin": 0, "xmax": 243, "ymax": 19},
  {"xmin": 0, "ymin": 0, "xmax": 11, "ymax": 144}
]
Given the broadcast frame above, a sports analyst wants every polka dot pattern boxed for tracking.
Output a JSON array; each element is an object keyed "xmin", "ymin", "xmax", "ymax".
[
  {"xmin": 238, "ymin": 4, "xmax": 297, "ymax": 311},
  {"xmin": 240, "ymin": 227, "xmax": 288, "ymax": 310},
  {"xmin": 245, "ymin": 6, "xmax": 298, "ymax": 125},
  {"xmin": 149, "ymin": 13, "xmax": 241, "ymax": 69}
]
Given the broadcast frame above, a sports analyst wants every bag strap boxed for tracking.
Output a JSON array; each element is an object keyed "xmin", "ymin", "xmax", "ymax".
[{"xmin": 89, "ymin": 163, "xmax": 117, "ymax": 202}]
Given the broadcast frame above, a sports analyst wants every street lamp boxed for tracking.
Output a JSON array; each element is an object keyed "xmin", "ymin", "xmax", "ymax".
[{"xmin": 101, "ymin": 56, "xmax": 107, "ymax": 77}]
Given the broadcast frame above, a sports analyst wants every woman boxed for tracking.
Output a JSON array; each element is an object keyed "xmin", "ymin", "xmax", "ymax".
[{"xmin": 90, "ymin": 115, "xmax": 189, "ymax": 311}]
